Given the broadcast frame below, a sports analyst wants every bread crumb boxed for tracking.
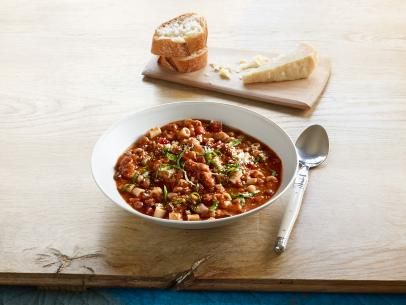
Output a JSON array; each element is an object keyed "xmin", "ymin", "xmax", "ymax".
[
  {"xmin": 209, "ymin": 63, "xmax": 221, "ymax": 72},
  {"xmin": 209, "ymin": 63, "xmax": 233, "ymax": 79}
]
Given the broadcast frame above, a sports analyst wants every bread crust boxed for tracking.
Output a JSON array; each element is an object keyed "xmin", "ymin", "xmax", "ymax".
[
  {"xmin": 158, "ymin": 48, "xmax": 208, "ymax": 73},
  {"xmin": 151, "ymin": 13, "xmax": 208, "ymax": 57}
]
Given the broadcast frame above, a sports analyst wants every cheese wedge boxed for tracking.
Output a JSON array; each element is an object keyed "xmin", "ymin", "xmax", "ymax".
[{"xmin": 242, "ymin": 43, "xmax": 317, "ymax": 84}]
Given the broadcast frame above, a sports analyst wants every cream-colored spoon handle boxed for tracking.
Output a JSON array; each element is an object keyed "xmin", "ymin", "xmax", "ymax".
[{"xmin": 274, "ymin": 165, "xmax": 309, "ymax": 254}]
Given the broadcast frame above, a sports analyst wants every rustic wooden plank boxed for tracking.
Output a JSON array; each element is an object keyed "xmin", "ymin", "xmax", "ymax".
[{"xmin": 0, "ymin": 0, "xmax": 406, "ymax": 292}]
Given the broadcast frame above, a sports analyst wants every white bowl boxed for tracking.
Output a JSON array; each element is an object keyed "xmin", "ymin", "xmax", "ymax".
[{"xmin": 91, "ymin": 101, "xmax": 298, "ymax": 229}]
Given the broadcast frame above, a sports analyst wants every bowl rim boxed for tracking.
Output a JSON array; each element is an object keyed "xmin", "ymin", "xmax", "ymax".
[{"xmin": 91, "ymin": 101, "xmax": 298, "ymax": 227}]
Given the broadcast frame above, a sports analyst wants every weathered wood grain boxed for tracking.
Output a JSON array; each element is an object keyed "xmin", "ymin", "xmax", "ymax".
[{"xmin": 1, "ymin": 0, "xmax": 406, "ymax": 292}]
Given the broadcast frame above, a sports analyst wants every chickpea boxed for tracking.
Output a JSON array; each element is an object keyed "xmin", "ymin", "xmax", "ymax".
[
  {"xmin": 166, "ymin": 132, "xmax": 175, "ymax": 140},
  {"xmin": 257, "ymin": 178, "xmax": 265, "ymax": 184},
  {"xmin": 223, "ymin": 192, "xmax": 232, "ymax": 200},
  {"xmin": 198, "ymin": 163, "xmax": 210, "ymax": 172},
  {"xmin": 194, "ymin": 143, "xmax": 204, "ymax": 153},
  {"xmin": 189, "ymin": 138, "xmax": 200, "ymax": 146},
  {"xmin": 144, "ymin": 198, "xmax": 155, "ymax": 205},
  {"xmin": 247, "ymin": 185, "xmax": 256, "ymax": 193},
  {"xmin": 250, "ymin": 170, "xmax": 265, "ymax": 178},
  {"xmin": 217, "ymin": 131, "xmax": 229, "ymax": 141},
  {"xmin": 265, "ymin": 189, "xmax": 274, "ymax": 195},
  {"xmin": 215, "ymin": 184, "xmax": 225, "ymax": 192},
  {"xmin": 132, "ymin": 147, "xmax": 142, "ymax": 154},
  {"xmin": 146, "ymin": 207, "xmax": 154, "ymax": 216},
  {"xmin": 132, "ymin": 201, "xmax": 143, "ymax": 209},
  {"xmin": 214, "ymin": 193, "xmax": 223, "ymax": 201},
  {"xmin": 246, "ymin": 178, "xmax": 257, "ymax": 185},
  {"xmin": 177, "ymin": 179, "xmax": 188, "ymax": 187},
  {"xmin": 142, "ymin": 177, "xmax": 150, "ymax": 188},
  {"xmin": 202, "ymin": 193, "xmax": 213, "ymax": 202},
  {"xmin": 234, "ymin": 202, "xmax": 243, "ymax": 212},
  {"xmin": 150, "ymin": 187, "xmax": 163, "ymax": 198},
  {"xmin": 220, "ymin": 200, "xmax": 232, "ymax": 208},
  {"xmin": 266, "ymin": 175, "xmax": 279, "ymax": 183},
  {"xmin": 232, "ymin": 198, "xmax": 241, "ymax": 205}
]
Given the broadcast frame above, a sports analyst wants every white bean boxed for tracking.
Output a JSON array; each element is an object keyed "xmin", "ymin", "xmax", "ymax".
[{"xmin": 167, "ymin": 192, "xmax": 178, "ymax": 200}]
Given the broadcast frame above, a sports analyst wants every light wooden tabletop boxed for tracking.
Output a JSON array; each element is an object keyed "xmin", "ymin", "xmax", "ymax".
[{"xmin": 1, "ymin": 0, "xmax": 406, "ymax": 292}]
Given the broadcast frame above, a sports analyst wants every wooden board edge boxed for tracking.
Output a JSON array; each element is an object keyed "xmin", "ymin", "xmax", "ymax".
[
  {"xmin": 1, "ymin": 274, "xmax": 406, "ymax": 293},
  {"xmin": 141, "ymin": 73, "xmax": 310, "ymax": 110}
]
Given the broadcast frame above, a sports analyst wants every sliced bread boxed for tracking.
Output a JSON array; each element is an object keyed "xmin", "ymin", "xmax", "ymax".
[
  {"xmin": 158, "ymin": 47, "xmax": 208, "ymax": 73},
  {"xmin": 151, "ymin": 13, "xmax": 208, "ymax": 57},
  {"xmin": 242, "ymin": 43, "xmax": 317, "ymax": 84}
]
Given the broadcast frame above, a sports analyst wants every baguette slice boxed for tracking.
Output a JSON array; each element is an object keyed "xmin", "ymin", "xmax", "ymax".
[
  {"xmin": 158, "ymin": 47, "xmax": 208, "ymax": 73},
  {"xmin": 151, "ymin": 13, "xmax": 208, "ymax": 57},
  {"xmin": 242, "ymin": 43, "xmax": 317, "ymax": 84}
]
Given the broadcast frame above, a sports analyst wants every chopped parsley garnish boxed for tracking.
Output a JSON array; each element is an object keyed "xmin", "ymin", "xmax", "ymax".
[
  {"xmin": 203, "ymin": 147, "xmax": 221, "ymax": 166},
  {"xmin": 209, "ymin": 200, "xmax": 219, "ymax": 212},
  {"xmin": 121, "ymin": 184, "xmax": 135, "ymax": 192},
  {"xmin": 254, "ymin": 155, "xmax": 265, "ymax": 163},
  {"xmin": 157, "ymin": 163, "xmax": 174, "ymax": 173},
  {"xmin": 164, "ymin": 147, "xmax": 187, "ymax": 169},
  {"xmin": 190, "ymin": 192, "xmax": 201, "ymax": 202},
  {"xmin": 131, "ymin": 174, "xmax": 139, "ymax": 184},
  {"xmin": 163, "ymin": 185, "xmax": 168, "ymax": 203},
  {"xmin": 164, "ymin": 149, "xmax": 178, "ymax": 162},
  {"xmin": 228, "ymin": 139, "xmax": 241, "ymax": 147},
  {"xmin": 163, "ymin": 147, "xmax": 197, "ymax": 185},
  {"xmin": 172, "ymin": 198, "xmax": 185, "ymax": 205},
  {"xmin": 176, "ymin": 149, "xmax": 186, "ymax": 168},
  {"xmin": 271, "ymin": 170, "xmax": 278, "ymax": 177},
  {"xmin": 222, "ymin": 163, "xmax": 240, "ymax": 175},
  {"xmin": 194, "ymin": 183, "xmax": 200, "ymax": 192},
  {"xmin": 131, "ymin": 168, "xmax": 149, "ymax": 183},
  {"xmin": 231, "ymin": 191, "xmax": 260, "ymax": 205}
]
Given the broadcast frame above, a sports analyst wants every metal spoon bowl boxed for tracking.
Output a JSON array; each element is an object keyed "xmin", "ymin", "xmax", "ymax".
[{"xmin": 296, "ymin": 125, "xmax": 329, "ymax": 168}]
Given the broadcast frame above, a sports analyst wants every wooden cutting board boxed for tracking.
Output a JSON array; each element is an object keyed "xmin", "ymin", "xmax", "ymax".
[{"xmin": 142, "ymin": 48, "xmax": 331, "ymax": 110}]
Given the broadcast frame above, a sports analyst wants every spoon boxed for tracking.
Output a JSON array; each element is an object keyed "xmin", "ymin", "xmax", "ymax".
[{"xmin": 274, "ymin": 125, "xmax": 329, "ymax": 254}]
